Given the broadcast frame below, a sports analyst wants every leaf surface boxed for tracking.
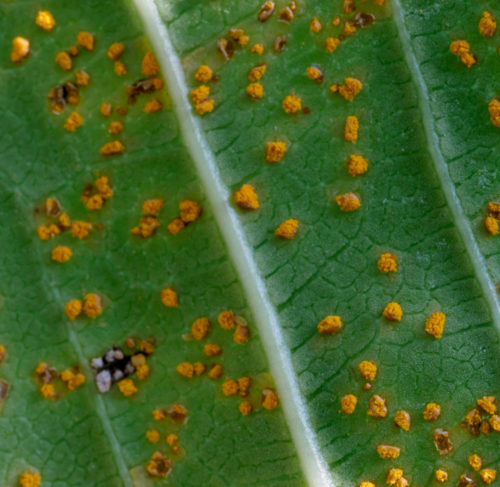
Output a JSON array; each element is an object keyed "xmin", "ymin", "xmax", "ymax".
[{"xmin": 0, "ymin": 0, "xmax": 499, "ymax": 486}]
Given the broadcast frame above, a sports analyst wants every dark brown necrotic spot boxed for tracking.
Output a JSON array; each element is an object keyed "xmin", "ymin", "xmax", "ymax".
[
  {"xmin": 48, "ymin": 82, "xmax": 80, "ymax": 114},
  {"xmin": 458, "ymin": 474, "xmax": 477, "ymax": 487},
  {"xmin": 258, "ymin": 1, "xmax": 275, "ymax": 22},
  {"xmin": 217, "ymin": 38, "xmax": 234, "ymax": 60},
  {"xmin": 273, "ymin": 36, "xmax": 287, "ymax": 52},
  {"xmin": 126, "ymin": 78, "xmax": 161, "ymax": 104},
  {"xmin": 432, "ymin": 428, "xmax": 454, "ymax": 456},
  {"xmin": 353, "ymin": 12, "xmax": 376, "ymax": 28}
]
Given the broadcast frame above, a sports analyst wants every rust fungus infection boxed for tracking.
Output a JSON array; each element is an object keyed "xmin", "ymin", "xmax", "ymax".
[
  {"xmin": 100, "ymin": 141, "xmax": 125, "ymax": 157},
  {"xmin": 450, "ymin": 40, "xmax": 477, "ymax": 67},
  {"xmin": 83, "ymin": 293, "xmax": 103, "ymax": 318},
  {"xmin": 344, "ymin": 115, "xmax": 359, "ymax": 142},
  {"xmin": 239, "ymin": 400, "xmax": 253, "ymax": 415},
  {"xmin": 479, "ymin": 11, "xmax": 496, "ymax": 37},
  {"xmin": 161, "ymin": 287, "xmax": 178, "ymax": 308},
  {"xmin": 317, "ymin": 315, "xmax": 342, "ymax": 334},
  {"xmin": 336, "ymin": 193, "xmax": 361, "ymax": 212},
  {"xmin": 458, "ymin": 473, "xmax": 476, "ymax": 487},
  {"xmin": 485, "ymin": 216, "xmax": 499, "ymax": 235},
  {"xmin": 258, "ymin": 1, "xmax": 275, "ymax": 22},
  {"xmin": 325, "ymin": 37, "xmax": 341, "ymax": 53},
  {"xmin": 36, "ymin": 11, "xmax": 55, "ymax": 31},
  {"xmin": 394, "ymin": 410, "xmax": 411, "ymax": 431},
  {"xmin": 146, "ymin": 451, "xmax": 171, "ymax": 478},
  {"xmin": 306, "ymin": 66, "xmax": 323, "ymax": 83},
  {"xmin": 432, "ymin": 428, "xmax": 454, "ymax": 455},
  {"xmin": 55, "ymin": 51, "xmax": 72, "ymax": 71},
  {"xmin": 261, "ymin": 388, "xmax": 279, "ymax": 410},
  {"xmin": 195, "ymin": 65, "xmax": 213, "ymax": 83},
  {"xmin": 378, "ymin": 252, "xmax": 397, "ymax": 273},
  {"xmin": 64, "ymin": 112, "xmax": 83, "ymax": 131},
  {"xmin": 282, "ymin": 93, "xmax": 302, "ymax": 114},
  {"xmin": 246, "ymin": 83, "xmax": 264, "ymax": 100},
  {"xmin": 234, "ymin": 184, "xmax": 259, "ymax": 210},
  {"xmin": 252, "ymin": 43, "xmax": 265, "ymax": 55},
  {"xmin": 107, "ymin": 42, "xmax": 124, "ymax": 60},
  {"xmin": 266, "ymin": 141, "xmax": 287, "ymax": 163},
  {"xmin": 222, "ymin": 379, "xmax": 239, "ymax": 396},
  {"xmin": 347, "ymin": 154, "xmax": 368, "ymax": 176},
  {"xmin": 359, "ymin": 360, "xmax": 377, "ymax": 380},
  {"xmin": 11, "ymin": 37, "xmax": 30, "ymax": 63},
  {"xmin": 77, "ymin": 31, "xmax": 95, "ymax": 51},
  {"xmin": 468, "ymin": 454, "xmax": 483, "ymax": 471},
  {"xmin": 51, "ymin": 246, "xmax": 73, "ymax": 263},
  {"xmin": 376, "ymin": 444, "xmax": 400, "ymax": 459},
  {"xmin": 435, "ymin": 469, "xmax": 448, "ymax": 483},
  {"xmin": 423, "ymin": 402, "xmax": 441, "ymax": 421},
  {"xmin": 340, "ymin": 394, "xmax": 357, "ymax": 414},
  {"xmin": 425, "ymin": 312, "xmax": 446, "ymax": 339},
  {"xmin": 114, "ymin": 61, "xmax": 127, "ymax": 76},
  {"xmin": 383, "ymin": 302, "xmax": 403, "ymax": 322},
  {"xmin": 310, "ymin": 17, "xmax": 322, "ymax": 33},
  {"xmin": 65, "ymin": 299, "xmax": 83, "ymax": 321},
  {"xmin": 234, "ymin": 323, "xmax": 250, "ymax": 344},
  {"xmin": 19, "ymin": 472, "xmax": 41, "ymax": 487},
  {"xmin": 480, "ymin": 469, "xmax": 497, "ymax": 484},
  {"xmin": 218, "ymin": 310, "xmax": 235, "ymax": 330},
  {"xmin": 191, "ymin": 317, "xmax": 211, "ymax": 340},
  {"xmin": 368, "ymin": 394, "xmax": 387, "ymax": 418},
  {"xmin": 275, "ymin": 219, "xmax": 299, "ymax": 239}
]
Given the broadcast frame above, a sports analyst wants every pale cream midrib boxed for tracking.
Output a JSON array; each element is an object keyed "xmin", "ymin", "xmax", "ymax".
[
  {"xmin": 132, "ymin": 1, "xmax": 335, "ymax": 486},
  {"xmin": 391, "ymin": 0, "xmax": 500, "ymax": 335}
]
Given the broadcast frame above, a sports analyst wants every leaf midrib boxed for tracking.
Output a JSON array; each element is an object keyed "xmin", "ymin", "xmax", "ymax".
[
  {"xmin": 132, "ymin": 1, "xmax": 335, "ymax": 486},
  {"xmin": 391, "ymin": 0, "xmax": 500, "ymax": 334}
]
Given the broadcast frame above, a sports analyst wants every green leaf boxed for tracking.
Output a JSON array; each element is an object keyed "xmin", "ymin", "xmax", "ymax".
[{"xmin": 0, "ymin": 0, "xmax": 499, "ymax": 486}]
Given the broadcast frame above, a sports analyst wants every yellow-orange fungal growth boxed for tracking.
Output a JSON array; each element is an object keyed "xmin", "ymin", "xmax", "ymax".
[
  {"xmin": 142, "ymin": 199, "xmax": 164, "ymax": 215},
  {"xmin": 275, "ymin": 219, "xmax": 299, "ymax": 239},
  {"xmin": 193, "ymin": 362, "xmax": 206, "ymax": 376},
  {"xmin": 77, "ymin": 32, "xmax": 95, "ymax": 51},
  {"xmin": 378, "ymin": 253, "xmax": 397, "ymax": 273},
  {"xmin": 368, "ymin": 394, "xmax": 388, "ymax": 418},
  {"xmin": 425, "ymin": 312, "xmax": 446, "ymax": 339},
  {"xmin": 339, "ymin": 78, "xmax": 363, "ymax": 101},
  {"xmin": 161, "ymin": 287, "xmax": 178, "ymax": 308},
  {"xmin": 11, "ymin": 37, "xmax": 30, "ymax": 63},
  {"xmin": 490, "ymin": 99, "xmax": 500, "ymax": 128},
  {"xmin": 222, "ymin": 379, "xmax": 239, "ymax": 396},
  {"xmin": 60, "ymin": 369, "xmax": 85, "ymax": 390},
  {"xmin": 383, "ymin": 302, "xmax": 403, "ymax": 322},
  {"xmin": 195, "ymin": 99, "xmax": 215, "ymax": 115},
  {"xmin": 167, "ymin": 218, "xmax": 185, "ymax": 235},
  {"xmin": 310, "ymin": 17, "xmax": 322, "ymax": 33},
  {"xmin": 118, "ymin": 378, "xmax": 137, "ymax": 397},
  {"xmin": 65, "ymin": 299, "xmax": 82, "ymax": 320},
  {"xmin": 146, "ymin": 429, "xmax": 160, "ymax": 443},
  {"xmin": 51, "ymin": 246, "xmax": 73, "ymax": 263},
  {"xmin": 479, "ymin": 11, "xmax": 497, "ymax": 37},
  {"xmin": 40, "ymin": 382, "xmax": 55, "ymax": 399},
  {"xmin": 234, "ymin": 184, "xmax": 259, "ymax": 210},
  {"xmin": 377, "ymin": 444, "xmax": 400, "ymax": 459},
  {"xmin": 489, "ymin": 414, "xmax": 500, "ymax": 431},
  {"xmin": 239, "ymin": 400, "xmax": 253, "ymax": 415},
  {"xmin": 481, "ymin": 469, "xmax": 497, "ymax": 484},
  {"xmin": 142, "ymin": 51, "xmax": 159, "ymax": 76},
  {"xmin": 359, "ymin": 483, "xmax": 375, "ymax": 487},
  {"xmin": 191, "ymin": 317, "xmax": 210, "ymax": 340},
  {"xmin": 394, "ymin": 410, "xmax": 411, "ymax": 431},
  {"xmin": 248, "ymin": 64, "xmax": 267, "ymax": 82},
  {"xmin": 114, "ymin": 61, "xmax": 127, "ymax": 76},
  {"xmin": 166, "ymin": 433, "xmax": 178, "ymax": 446},
  {"xmin": 238, "ymin": 377, "xmax": 251, "ymax": 397},
  {"xmin": 195, "ymin": 65, "xmax": 213, "ymax": 83},
  {"xmin": 107, "ymin": 42, "xmax": 124, "ymax": 60},
  {"xmin": 336, "ymin": 193, "xmax": 361, "ymax": 212},
  {"xmin": 71, "ymin": 221, "xmax": 92, "ymax": 239},
  {"xmin": 37, "ymin": 224, "xmax": 60, "ymax": 240},
  {"xmin": 234, "ymin": 324, "xmax": 250, "ymax": 344},
  {"xmin": 191, "ymin": 85, "xmax": 210, "ymax": 104},
  {"xmin": 19, "ymin": 471, "xmax": 41, "ymax": 487},
  {"xmin": 331, "ymin": 16, "xmax": 341, "ymax": 26},
  {"xmin": 218, "ymin": 310, "xmax": 235, "ymax": 330},
  {"xmin": 179, "ymin": 200, "xmax": 202, "ymax": 223},
  {"xmin": 56, "ymin": 51, "xmax": 72, "ymax": 71},
  {"xmin": 68, "ymin": 45, "xmax": 79, "ymax": 57},
  {"xmin": 435, "ymin": 469, "xmax": 448, "ymax": 483},
  {"xmin": 136, "ymin": 364, "xmax": 150, "ymax": 380},
  {"xmin": 325, "ymin": 37, "xmax": 341, "ymax": 53},
  {"xmin": 340, "ymin": 394, "xmax": 357, "ymax": 414},
  {"xmin": 282, "ymin": 93, "xmax": 302, "ymax": 114},
  {"xmin": 477, "ymin": 396, "xmax": 497, "ymax": 414},
  {"xmin": 261, "ymin": 388, "xmax": 279, "ymax": 410},
  {"xmin": 347, "ymin": 154, "xmax": 368, "ymax": 176},
  {"xmin": 131, "ymin": 216, "xmax": 160, "ymax": 238},
  {"xmin": 100, "ymin": 140, "xmax": 125, "ymax": 157},
  {"xmin": 266, "ymin": 141, "xmax": 287, "ymax": 163},
  {"xmin": 83, "ymin": 293, "xmax": 102, "ymax": 318},
  {"xmin": 64, "ymin": 112, "xmax": 83, "ymax": 132},
  {"xmin": 36, "ymin": 11, "xmax": 55, "ymax": 31},
  {"xmin": 306, "ymin": 66, "xmax": 323, "ymax": 83},
  {"xmin": 449, "ymin": 40, "xmax": 476, "ymax": 67},
  {"xmin": 252, "ymin": 43, "xmax": 265, "ymax": 55},
  {"xmin": 317, "ymin": 315, "xmax": 342, "ymax": 334},
  {"xmin": 144, "ymin": 99, "xmax": 163, "ymax": 113},
  {"xmin": 246, "ymin": 83, "xmax": 264, "ymax": 100},
  {"xmin": 468, "ymin": 454, "xmax": 482, "ymax": 471},
  {"xmin": 208, "ymin": 364, "xmax": 223, "ymax": 380},
  {"xmin": 423, "ymin": 402, "xmax": 441, "ymax": 421},
  {"xmin": 386, "ymin": 469, "xmax": 404, "ymax": 486},
  {"xmin": 359, "ymin": 361, "xmax": 377, "ymax": 380},
  {"xmin": 343, "ymin": 21, "xmax": 357, "ymax": 36},
  {"xmin": 75, "ymin": 70, "xmax": 90, "ymax": 86},
  {"xmin": 176, "ymin": 362, "xmax": 194, "ymax": 378},
  {"xmin": 100, "ymin": 102, "xmax": 113, "ymax": 117},
  {"xmin": 204, "ymin": 343, "xmax": 222, "ymax": 357},
  {"xmin": 0, "ymin": 345, "xmax": 5, "ymax": 364},
  {"xmin": 146, "ymin": 451, "xmax": 171, "ymax": 478},
  {"xmin": 485, "ymin": 216, "xmax": 499, "ymax": 235},
  {"xmin": 344, "ymin": 115, "xmax": 359, "ymax": 142},
  {"xmin": 108, "ymin": 121, "xmax": 123, "ymax": 135}
]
